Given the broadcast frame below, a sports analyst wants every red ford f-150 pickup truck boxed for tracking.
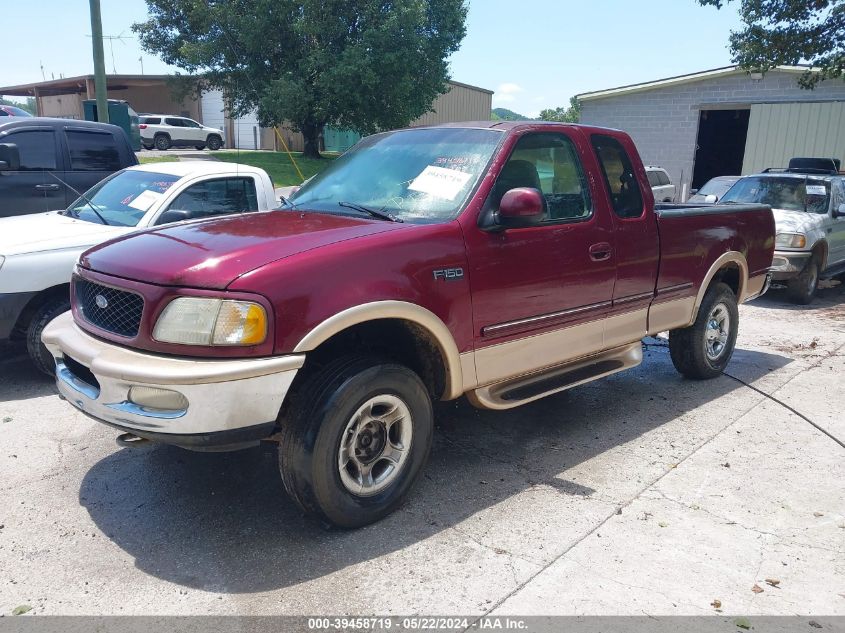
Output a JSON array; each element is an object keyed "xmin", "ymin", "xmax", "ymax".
[{"xmin": 43, "ymin": 122, "xmax": 775, "ymax": 527}]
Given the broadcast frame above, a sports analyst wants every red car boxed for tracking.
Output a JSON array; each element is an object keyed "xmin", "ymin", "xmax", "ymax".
[
  {"xmin": 0, "ymin": 105, "xmax": 33, "ymax": 117},
  {"xmin": 44, "ymin": 122, "xmax": 775, "ymax": 527}
]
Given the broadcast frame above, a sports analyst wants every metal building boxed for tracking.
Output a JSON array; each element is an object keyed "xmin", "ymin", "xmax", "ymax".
[
  {"xmin": 0, "ymin": 75, "xmax": 493, "ymax": 152},
  {"xmin": 577, "ymin": 66, "xmax": 845, "ymax": 200}
]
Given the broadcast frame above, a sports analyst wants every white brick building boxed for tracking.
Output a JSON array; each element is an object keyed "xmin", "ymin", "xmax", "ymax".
[{"xmin": 578, "ymin": 66, "xmax": 845, "ymax": 200}]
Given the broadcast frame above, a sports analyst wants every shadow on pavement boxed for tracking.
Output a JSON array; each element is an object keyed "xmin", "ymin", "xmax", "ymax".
[
  {"xmin": 0, "ymin": 343, "xmax": 56, "ymax": 403},
  {"xmin": 750, "ymin": 278, "xmax": 844, "ymax": 312},
  {"xmin": 77, "ymin": 344, "xmax": 792, "ymax": 593}
]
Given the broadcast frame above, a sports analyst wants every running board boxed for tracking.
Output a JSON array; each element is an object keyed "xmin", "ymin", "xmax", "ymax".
[{"xmin": 468, "ymin": 342, "xmax": 643, "ymax": 410}]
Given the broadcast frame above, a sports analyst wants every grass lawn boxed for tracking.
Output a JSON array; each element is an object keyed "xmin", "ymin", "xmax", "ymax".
[
  {"xmin": 213, "ymin": 151, "xmax": 337, "ymax": 186},
  {"xmin": 138, "ymin": 155, "xmax": 180, "ymax": 164}
]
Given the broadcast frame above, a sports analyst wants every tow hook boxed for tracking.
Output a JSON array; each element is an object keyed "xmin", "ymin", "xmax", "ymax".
[{"xmin": 116, "ymin": 432, "xmax": 150, "ymax": 448}]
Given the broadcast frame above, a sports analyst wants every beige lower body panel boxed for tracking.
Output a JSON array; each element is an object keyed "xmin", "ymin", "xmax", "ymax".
[
  {"xmin": 468, "ymin": 342, "xmax": 643, "ymax": 411},
  {"xmin": 647, "ymin": 296, "xmax": 696, "ymax": 335},
  {"xmin": 741, "ymin": 273, "xmax": 769, "ymax": 303},
  {"xmin": 467, "ymin": 308, "xmax": 648, "ymax": 409}
]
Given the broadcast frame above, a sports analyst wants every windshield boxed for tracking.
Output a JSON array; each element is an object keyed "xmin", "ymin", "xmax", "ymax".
[
  {"xmin": 721, "ymin": 176, "xmax": 830, "ymax": 214},
  {"xmin": 696, "ymin": 177, "xmax": 738, "ymax": 198},
  {"xmin": 288, "ymin": 127, "xmax": 504, "ymax": 223},
  {"xmin": 67, "ymin": 170, "xmax": 181, "ymax": 226}
]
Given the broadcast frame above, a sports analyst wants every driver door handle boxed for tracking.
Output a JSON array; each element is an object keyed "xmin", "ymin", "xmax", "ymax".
[
  {"xmin": 589, "ymin": 242, "xmax": 612, "ymax": 262},
  {"xmin": 35, "ymin": 183, "xmax": 61, "ymax": 191}
]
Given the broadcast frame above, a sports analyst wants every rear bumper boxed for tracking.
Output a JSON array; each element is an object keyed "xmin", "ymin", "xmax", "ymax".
[
  {"xmin": 0, "ymin": 291, "xmax": 36, "ymax": 340},
  {"xmin": 770, "ymin": 250, "xmax": 811, "ymax": 280},
  {"xmin": 42, "ymin": 311, "xmax": 304, "ymax": 450}
]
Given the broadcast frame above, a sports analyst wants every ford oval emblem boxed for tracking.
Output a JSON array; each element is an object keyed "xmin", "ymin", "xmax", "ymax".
[{"xmin": 95, "ymin": 294, "xmax": 109, "ymax": 309}]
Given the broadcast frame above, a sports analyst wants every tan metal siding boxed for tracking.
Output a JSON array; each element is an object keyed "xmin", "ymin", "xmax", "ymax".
[
  {"xmin": 411, "ymin": 82, "xmax": 493, "ymax": 126},
  {"xmin": 743, "ymin": 102, "xmax": 845, "ymax": 173}
]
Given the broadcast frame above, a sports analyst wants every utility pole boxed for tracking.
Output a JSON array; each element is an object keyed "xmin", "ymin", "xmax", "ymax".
[{"xmin": 89, "ymin": 0, "xmax": 109, "ymax": 123}]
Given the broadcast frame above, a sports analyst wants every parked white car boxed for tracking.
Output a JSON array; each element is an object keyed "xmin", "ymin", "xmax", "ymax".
[
  {"xmin": 0, "ymin": 161, "xmax": 278, "ymax": 372},
  {"xmin": 720, "ymin": 160, "xmax": 845, "ymax": 304},
  {"xmin": 139, "ymin": 115, "xmax": 226, "ymax": 151},
  {"xmin": 645, "ymin": 166, "xmax": 676, "ymax": 202},
  {"xmin": 687, "ymin": 175, "xmax": 741, "ymax": 204}
]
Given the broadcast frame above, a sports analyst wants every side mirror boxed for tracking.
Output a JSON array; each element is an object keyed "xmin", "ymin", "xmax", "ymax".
[
  {"xmin": 836, "ymin": 203, "xmax": 845, "ymax": 218},
  {"xmin": 0, "ymin": 143, "xmax": 21, "ymax": 171},
  {"xmin": 704, "ymin": 194, "xmax": 718, "ymax": 204},
  {"xmin": 156, "ymin": 209, "xmax": 194, "ymax": 225},
  {"xmin": 690, "ymin": 188, "xmax": 699, "ymax": 195},
  {"xmin": 498, "ymin": 187, "xmax": 546, "ymax": 228}
]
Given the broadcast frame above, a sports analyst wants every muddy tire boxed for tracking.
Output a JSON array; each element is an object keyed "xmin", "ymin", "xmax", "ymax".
[
  {"xmin": 26, "ymin": 297, "xmax": 70, "ymax": 376},
  {"xmin": 787, "ymin": 257, "xmax": 819, "ymax": 305},
  {"xmin": 669, "ymin": 282, "xmax": 738, "ymax": 380},
  {"xmin": 279, "ymin": 356, "xmax": 433, "ymax": 528}
]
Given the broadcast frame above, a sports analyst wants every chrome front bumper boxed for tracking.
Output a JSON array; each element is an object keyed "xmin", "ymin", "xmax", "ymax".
[
  {"xmin": 42, "ymin": 312, "xmax": 304, "ymax": 448},
  {"xmin": 771, "ymin": 250, "xmax": 811, "ymax": 279}
]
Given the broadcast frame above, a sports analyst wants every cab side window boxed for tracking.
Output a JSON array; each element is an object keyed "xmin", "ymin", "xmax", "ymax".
[
  {"xmin": 3, "ymin": 130, "xmax": 57, "ymax": 170},
  {"xmin": 592, "ymin": 135, "xmax": 644, "ymax": 219},
  {"xmin": 168, "ymin": 177, "xmax": 259, "ymax": 220},
  {"xmin": 492, "ymin": 132, "xmax": 592, "ymax": 222}
]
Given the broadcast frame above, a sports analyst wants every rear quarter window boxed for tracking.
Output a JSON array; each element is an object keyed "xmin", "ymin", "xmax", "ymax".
[{"xmin": 66, "ymin": 130, "xmax": 122, "ymax": 171}]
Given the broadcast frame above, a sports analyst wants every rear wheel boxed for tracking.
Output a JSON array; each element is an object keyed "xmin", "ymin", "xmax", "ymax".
[
  {"xmin": 787, "ymin": 257, "xmax": 819, "ymax": 305},
  {"xmin": 26, "ymin": 297, "xmax": 70, "ymax": 376},
  {"xmin": 154, "ymin": 134, "xmax": 171, "ymax": 151},
  {"xmin": 669, "ymin": 282, "xmax": 738, "ymax": 379},
  {"xmin": 206, "ymin": 135, "xmax": 222, "ymax": 151},
  {"xmin": 279, "ymin": 356, "xmax": 433, "ymax": 528}
]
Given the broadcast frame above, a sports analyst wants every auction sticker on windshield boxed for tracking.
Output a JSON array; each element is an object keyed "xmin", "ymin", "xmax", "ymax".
[
  {"xmin": 127, "ymin": 189, "xmax": 164, "ymax": 212},
  {"xmin": 806, "ymin": 185, "xmax": 827, "ymax": 196},
  {"xmin": 409, "ymin": 165, "xmax": 472, "ymax": 201}
]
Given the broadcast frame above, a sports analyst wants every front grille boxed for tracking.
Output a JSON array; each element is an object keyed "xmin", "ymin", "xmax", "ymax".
[{"xmin": 75, "ymin": 278, "xmax": 144, "ymax": 338}]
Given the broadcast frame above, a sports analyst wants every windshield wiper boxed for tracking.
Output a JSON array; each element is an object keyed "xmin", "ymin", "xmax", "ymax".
[
  {"xmin": 338, "ymin": 201, "xmax": 403, "ymax": 223},
  {"xmin": 46, "ymin": 172, "xmax": 110, "ymax": 226}
]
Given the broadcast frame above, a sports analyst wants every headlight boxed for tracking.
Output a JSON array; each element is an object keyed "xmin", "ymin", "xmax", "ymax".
[
  {"xmin": 775, "ymin": 233, "xmax": 806, "ymax": 249},
  {"xmin": 153, "ymin": 297, "xmax": 268, "ymax": 346}
]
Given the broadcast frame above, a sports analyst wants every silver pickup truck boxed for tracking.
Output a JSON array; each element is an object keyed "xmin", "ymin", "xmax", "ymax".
[{"xmin": 720, "ymin": 158, "xmax": 845, "ymax": 304}]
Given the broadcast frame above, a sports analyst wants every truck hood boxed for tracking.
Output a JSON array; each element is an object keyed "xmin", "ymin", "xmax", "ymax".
[
  {"xmin": 0, "ymin": 211, "xmax": 125, "ymax": 256},
  {"xmin": 79, "ymin": 211, "xmax": 408, "ymax": 289},
  {"xmin": 771, "ymin": 208, "xmax": 822, "ymax": 235}
]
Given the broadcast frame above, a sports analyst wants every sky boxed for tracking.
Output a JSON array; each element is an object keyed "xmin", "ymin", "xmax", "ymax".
[{"xmin": 2, "ymin": 0, "xmax": 745, "ymax": 117}]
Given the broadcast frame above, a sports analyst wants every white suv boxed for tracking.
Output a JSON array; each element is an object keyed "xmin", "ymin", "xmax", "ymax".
[
  {"xmin": 139, "ymin": 115, "xmax": 225, "ymax": 151},
  {"xmin": 646, "ymin": 166, "xmax": 676, "ymax": 202}
]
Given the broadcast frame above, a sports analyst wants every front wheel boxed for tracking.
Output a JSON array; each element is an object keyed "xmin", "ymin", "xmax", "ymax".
[
  {"xmin": 206, "ymin": 135, "xmax": 222, "ymax": 151},
  {"xmin": 787, "ymin": 257, "xmax": 819, "ymax": 305},
  {"xmin": 279, "ymin": 357, "xmax": 433, "ymax": 528},
  {"xmin": 26, "ymin": 297, "xmax": 70, "ymax": 376},
  {"xmin": 669, "ymin": 282, "xmax": 738, "ymax": 379}
]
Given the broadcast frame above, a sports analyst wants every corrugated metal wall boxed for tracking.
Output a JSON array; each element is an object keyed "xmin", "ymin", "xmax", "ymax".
[
  {"xmin": 743, "ymin": 102, "xmax": 845, "ymax": 173},
  {"xmin": 412, "ymin": 82, "xmax": 493, "ymax": 126}
]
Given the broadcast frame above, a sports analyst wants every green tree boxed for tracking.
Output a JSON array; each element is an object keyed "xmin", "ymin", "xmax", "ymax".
[
  {"xmin": 134, "ymin": 0, "xmax": 467, "ymax": 158},
  {"xmin": 538, "ymin": 97, "xmax": 581, "ymax": 123},
  {"xmin": 698, "ymin": 0, "xmax": 845, "ymax": 88}
]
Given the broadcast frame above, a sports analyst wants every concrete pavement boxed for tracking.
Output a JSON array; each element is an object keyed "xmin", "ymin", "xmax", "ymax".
[{"xmin": 0, "ymin": 284, "xmax": 842, "ymax": 616}]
